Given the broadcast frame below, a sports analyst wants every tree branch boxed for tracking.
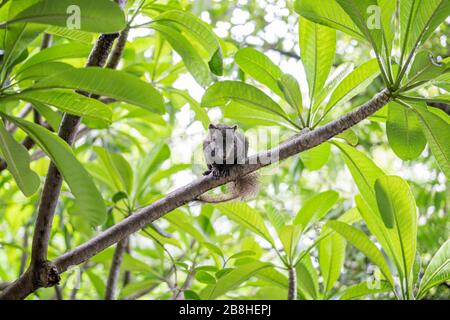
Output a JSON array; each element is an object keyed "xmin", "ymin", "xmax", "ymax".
[
  {"xmin": 287, "ymin": 267, "xmax": 297, "ymax": 300},
  {"xmin": 427, "ymin": 102, "xmax": 450, "ymax": 115},
  {"xmin": 0, "ymin": 86, "xmax": 390, "ymax": 300},
  {"xmin": 104, "ymin": 238, "xmax": 128, "ymax": 300}
]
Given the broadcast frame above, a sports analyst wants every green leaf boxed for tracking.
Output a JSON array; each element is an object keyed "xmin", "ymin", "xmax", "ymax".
[
  {"xmin": 150, "ymin": 23, "xmax": 212, "ymax": 87},
  {"xmin": 153, "ymin": 10, "xmax": 221, "ymax": 60},
  {"xmin": 4, "ymin": 116, "xmax": 106, "ymax": 226},
  {"xmin": 338, "ymin": 280, "xmax": 391, "ymax": 300},
  {"xmin": 201, "ymin": 242, "xmax": 224, "ymax": 258},
  {"xmin": 277, "ymin": 74, "xmax": 303, "ymax": 117},
  {"xmin": 2, "ymin": 0, "xmax": 126, "ymax": 33},
  {"xmin": 235, "ymin": 47, "xmax": 283, "ymax": 96},
  {"xmin": 296, "ymin": 254, "xmax": 319, "ymax": 300},
  {"xmin": 85, "ymin": 270, "xmax": 105, "ymax": 299},
  {"xmin": 17, "ymin": 43, "xmax": 92, "ymax": 74},
  {"xmin": 294, "ymin": 0, "xmax": 364, "ymax": 40},
  {"xmin": 417, "ymin": 239, "xmax": 450, "ymax": 299},
  {"xmin": 408, "ymin": 51, "xmax": 448, "ymax": 85},
  {"xmin": 374, "ymin": 175, "xmax": 417, "ymax": 285},
  {"xmin": 94, "ymin": 147, "xmax": 133, "ymax": 195},
  {"xmin": 399, "ymin": 0, "xmax": 450, "ymax": 64},
  {"xmin": 333, "ymin": 141, "xmax": 384, "ymax": 210},
  {"xmin": 167, "ymin": 89, "xmax": 210, "ymax": 129},
  {"xmin": 195, "ymin": 271, "xmax": 216, "ymax": 285},
  {"xmin": 300, "ymin": 142, "xmax": 331, "ymax": 171},
  {"xmin": 164, "ymin": 210, "xmax": 206, "ymax": 243},
  {"xmin": 319, "ymin": 226, "xmax": 346, "ymax": 293},
  {"xmin": 326, "ymin": 59, "xmax": 380, "ymax": 113},
  {"xmin": 16, "ymin": 61, "xmax": 75, "ymax": 82},
  {"xmin": 0, "ymin": 120, "xmax": 40, "ymax": 196},
  {"xmin": 229, "ymin": 251, "xmax": 256, "ymax": 260},
  {"xmin": 299, "ymin": 17, "xmax": 336, "ymax": 101},
  {"xmin": 45, "ymin": 26, "xmax": 93, "ymax": 43},
  {"xmin": 223, "ymin": 101, "xmax": 297, "ymax": 131},
  {"xmin": 294, "ymin": 190, "xmax": 339, "ymax": 230},
  {"xmin": 327, "ymin": 220, "xmax": 394, "ymax": 287},
  {"xmin": 412, "ymin": 103, "xmax": 450, "ymax": 179},
  {"xmin": 202, "ymin": 81, "xmax": 289, "ymax": 122},
  {"xmin": 0, "ymin": 90, "xmax": 112, "ymax": 125},
  {"xmin": 336, "ymin": 0, "xmax": 383, "ymax": 54},
  {"xmin": 0, "ymin": 23, "xmax": 43, "ymax": 82},
  {"xmin": 278, "ymin": 225, "xmax": 302, "ymax": 263},
  {"xmin": 31, "ymin": 67, "xmax": 165, "ymax": 114},
  {"xmin": 386, "ymin": 102, "xmax": 426, "ymax": 160},
  {"xmin": 215, "ymin": 202, "xmax": 275, "ymax": 247},
  {"xmin": 200, "ymin": 261, "xmax": 271, "ymax": 299}
]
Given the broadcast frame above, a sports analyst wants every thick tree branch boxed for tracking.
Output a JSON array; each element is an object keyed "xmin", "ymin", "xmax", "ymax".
[
  {"xmin": 29, "ymin": 32, "xmax": 119, "ymax": 275},
  {"xmin": 1, "ymin": 88, "xmax": 390, "ymax": 300}
]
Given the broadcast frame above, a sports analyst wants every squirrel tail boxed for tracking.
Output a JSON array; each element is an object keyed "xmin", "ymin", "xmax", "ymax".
[{"xmin": 197, "ymin": 173, "xmax": 259, "ymax": 203}]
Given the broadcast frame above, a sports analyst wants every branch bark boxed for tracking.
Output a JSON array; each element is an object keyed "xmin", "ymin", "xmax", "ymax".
[
  {"xmin": 287, "ymin": 267, "xmax": 297, "ymax": 300},
  {"xmin": 0, "ymin": 87, "xmax": 390, "ymax": 300},
  {"xmin": 104, "ymin": 238, "xmax": 128, "ymax": 300}
]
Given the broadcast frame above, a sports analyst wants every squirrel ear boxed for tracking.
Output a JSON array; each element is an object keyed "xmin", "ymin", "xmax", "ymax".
[
  {"xmin": 208, "ymin": 124, "xmax": 216, "ymax": 130},
  {"xmin": 232, "ymin": 125, "xmax": 238, "ymax": 131}
]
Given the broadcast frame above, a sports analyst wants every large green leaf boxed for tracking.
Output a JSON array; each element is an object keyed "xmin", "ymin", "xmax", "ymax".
[
  {"xmin": 300, "ymin": 142, "xmax": 331, "ymax": 171},
  {"xmin": 417, "ymin": 239, "xmax": 450, "ymax": 299},
  {"xmin": 333, "ymin": 141, "xmax": 384, "ymax": 210},
  {"xmin": 294, "ymin": 0, "xmax": 364, "ymax": 40},
  {"xmin": 319, "ymin": 226, "xmax": 346, "ymax": 293},
  {"xmin": 399, "ymin": 0, "xmax": 450, "ymax": 64},
  {"xmin": 30, "ymin": 67, "xmax": 165, "ymax": 114},
  {"xmin": 4, "ymin": 116, "xmax": 107, "ymax": 226},
  {"xmin": 17, "ymin": 43, "xmax": 92, "ymax": 74},
  {"xmin": 386, "ymin": 102, "xmax": 426, "ymax": 160},
  {"xmin": 0, "ymin": 90, "xmax": 112, "ymax": 125},
  {"xmin": 327, "ymin": 220, "xmax": 394, "ymax": 287},
  {"xmin": 201, "ymin": 81, "xmax": 289, "ymax": 121},
  {"xmin": 299, "ymin": 17, "xmax": 336, "ymax": 101},
  {"xmin": 374, "ymin": 175, "xmax": 417, "ymax": 288},
  {"xmin": 412, "ymin": 103, "xmax": 450, "ymax": 179},
  {"xmin": 0, "ymin": 119, "xmax": 40, "ymax": 196},
  {"xmin": 293, "ymin": 190, "xmax": 339, "ymax": 230},
  {"xmin": 1, "ymin": 0, "xmax": 126, "ymax": 33},
  {"xmin": 215, "ymin": 203, "xmax": 275, "ymax": 247},
  {"xmin": 150, "ymin": 23, "xmax": 212, "ymax": 87},
  {"xmin": 235, "ymin": 47, "xmax": 283, "ymax": 96},
  {"xmin": 336, "ymin": 0, "xmax": 383, "ymax": 54},
  {"xmin": 326, "ymin": 59, "xmax": 380, "ymax": 113},
  {"xmin": 200, "ymin": 261, "xmax": 271, "ymax": 299}
]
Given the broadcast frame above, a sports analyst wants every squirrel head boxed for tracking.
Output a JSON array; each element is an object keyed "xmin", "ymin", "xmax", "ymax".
[{"xmin": 207, "ymin": 124, "xmax": 239, "ymax": 164}]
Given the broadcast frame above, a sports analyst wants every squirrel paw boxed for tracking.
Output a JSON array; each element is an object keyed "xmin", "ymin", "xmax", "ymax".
[{"xmin": 203, "ymin": 169, "xmax": 212, "ymax": 176}]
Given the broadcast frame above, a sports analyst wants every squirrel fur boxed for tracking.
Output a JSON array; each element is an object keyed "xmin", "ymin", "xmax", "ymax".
[{"xmin": 197, "ymin": 124, "xmax": 259, "ymax": 203}]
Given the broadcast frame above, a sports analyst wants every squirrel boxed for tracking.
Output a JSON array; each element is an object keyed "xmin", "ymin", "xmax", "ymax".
[{"xmin": 197, "ymin": 124, "xmax": 259, "ymax": 203}]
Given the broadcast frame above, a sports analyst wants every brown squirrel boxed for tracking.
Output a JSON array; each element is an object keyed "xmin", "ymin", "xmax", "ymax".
[{"xmin": 197, "ymin": 124, "xmax": 259, "ymax": 203}]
